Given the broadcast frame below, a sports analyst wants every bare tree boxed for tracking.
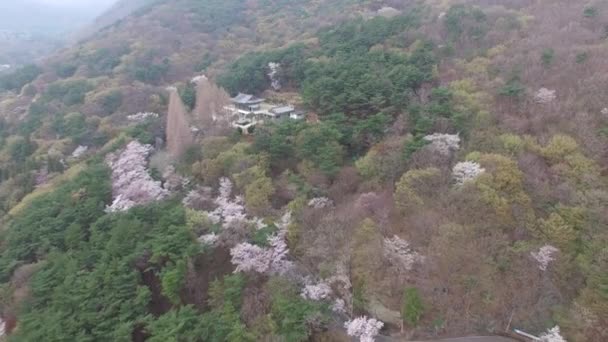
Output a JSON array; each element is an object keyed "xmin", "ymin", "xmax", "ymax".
[
  {"xmin": 193, "ymin": 77, "xmax": 231, "ymax": 129},
  {"xmin": 166, "ymin": 87, "xmax": 193, "ymax": 157}
]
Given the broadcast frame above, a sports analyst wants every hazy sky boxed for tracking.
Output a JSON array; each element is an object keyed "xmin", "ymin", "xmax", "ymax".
[
  {"xmin": 35, "ymin": 0, "xmax": 117, "ymax": 7},
  {"xmin": 0, "ymin": 0, "xmax": 119, "ymax": 33}
]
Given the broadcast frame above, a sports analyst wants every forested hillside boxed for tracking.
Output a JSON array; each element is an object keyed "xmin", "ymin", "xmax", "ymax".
[{"xmin": 0, "ymin": 0, "xmax": 606, "ymax": 341}]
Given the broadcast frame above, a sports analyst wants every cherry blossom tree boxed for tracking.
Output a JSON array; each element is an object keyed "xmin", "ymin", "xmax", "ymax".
[
  {"xmin": 539, "ymin": 326, "xmax": 567, "ymax": 342},
  {"xmin": 326, "ymin": 262, "xmax": 353, "ymax": 314},
  {"xmin": 127, "ymin": 112, "xmax": 159, "ymax": 122},
  {"xmin": 268, "ymin": 62, "xmax": 282, "ymax": 90},
  {"xmin": 198, "ymin": 233, "xmax": 218, "ymax": 246},
  {"xmin": 186, "ymin": 178, "xmax": 272, "ymax": 247},
  {"xmin": 345, "ymin": 316, "xmax": 384, "ymax": 342},
  {"xmin": 162, "ymin": 165, "xmax": 186, "ymax": 191},
  {"xmin": 332, "ymin": 298, "xmax": 347, "ymax": 314},
  {"xmin": 206, "ymin": 178, "xmax": 247, "ymax": 228},
  {"xmin": 383, "ymin": 236, "xmax": 424, "ymax": 271},
  {"xmin": 308, "ymin": 197, "xmax": 334, "ymax": 209},
  {"xmin": 71, "ymin": 145, "xmax": 88, "ymax": 158},
  {"xmin": 534, "ymin": 88, "xmax": 557, "ymax": 104},
  {"xmin": 230, "ymin": 211, "xmax": 294, "ymax": 275},
  {"xmin": 452, "ymin": 161, "xmax": 485, "ymax": 185},
  {"xmin": 0, "ymin": 317, "xmax": 5, "ymax": 337},
  {"xmin": 191, "ymin": 74, "xmax": 207, "ymax": 84},
  {"xmin": 301, "ymin": 282, "xmax": 332, "ymax": 301},
  {"xmin": 230, "ymin": 243, "xmax": 272, "ymax": 273},
  {"xmin": 423, "ymin": 133, "xmax": 460, "ymax": 156},
  {"xmin": 182, "ymin": 186, "xmax": 214, "ymax": 210},
  {"xmin": 105, "ymin": 141, "xmax": 169, "ymax": 212},
  {"xmin": 230, "ymin": 238, "xmax": 293, "ymax": 275},
  {"xmin": 531, "ymin": 245, "xmax": 559, "ymax": 271},
  {"xmin": 377, "ymin": 6, "xmax": 401, "ymax": 18}
]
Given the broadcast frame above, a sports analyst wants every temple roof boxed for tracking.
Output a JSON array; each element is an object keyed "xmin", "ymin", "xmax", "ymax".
[
  {"xmin": 270, "ymin": 105, "xmax": 295, "ymax": 115},
  {"xmin": 231, "ymin": 93, "xmax": 265, "ymax": 105}
]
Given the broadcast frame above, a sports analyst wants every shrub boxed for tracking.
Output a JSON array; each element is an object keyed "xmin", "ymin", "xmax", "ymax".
[
  {"xmin": 267, "ymin": 277, "xmax": 326, "ymax": 342},
  {"xmin": 444, "ymin": 4, "xmax": 487, "ymax": 41},
  {"xmin": 395, "ymin": 168, "xmax": 441, "ymax": 213},
  {"xmin": 7, "ymin": 136, "xmax": 37, "ymax": 163},
  {"xmin": 53, "ymin": 63, "xmax": 78, "ymax": 78},
  {"xmin": 583, "ymin": 7, "xmax": 598, "ymax": 18},
  {"xmin": 44, "ymin": 79, "xmax": 94, "ymax": 106},
  {"xmin": 179, "ymin": 82, "xmax": 196, "ymax": 110},
  {"xmin": 99, "ymin": 90, "xmax": 123, "ymax": 114},
  {"xmin": 0, "ymin": 64, "xmax": 42, "ymax": 92},
  {"xmin": 401, "ymin": 287, "xmax": 424, "ymax": 327},
  {"xmin": 499, "ymin": 75, "xmax": 525, "ymax": 98},
  {"xmin": 541, "ymin": 48, "xmax": 555, "ymax": 67},
  {"xmin": 575, "ymin": 52, "xmax": 588, "ymax": 64},
  {"xmin": 82, "ymin": 45, "xmax": 130, "ymax": 76}
]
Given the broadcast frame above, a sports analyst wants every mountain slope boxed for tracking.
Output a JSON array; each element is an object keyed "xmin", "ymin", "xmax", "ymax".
[
  {"xmin": 0, "ymin": 0, "xmax": 606, "ymax": 341},
  {"xmin": 74, "ymin": 0, "xmax": 160, "ymax": 42}
]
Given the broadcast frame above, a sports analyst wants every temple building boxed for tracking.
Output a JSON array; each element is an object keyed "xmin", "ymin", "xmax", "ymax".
[{"xmin": 226, "ymin": 93, "xmax": 306, "ymax": 133}]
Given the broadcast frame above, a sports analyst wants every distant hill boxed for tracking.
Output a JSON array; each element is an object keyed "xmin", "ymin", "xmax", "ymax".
[
  {"xmin": 0, "ymin": 0, "xmax": 114, "ymax": 34},
  {"xmin": 74, "ymin": 0, "xmax": 160, "ymax": 42},
  {"xmin": 0, "ymin": 0, "xmax": 118, "ymax": 65}
]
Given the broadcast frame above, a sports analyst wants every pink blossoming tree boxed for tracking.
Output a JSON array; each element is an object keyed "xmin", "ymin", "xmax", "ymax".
[{"xmin": 105, "ymin": 141, "xmax": 169, "ymax": 212}]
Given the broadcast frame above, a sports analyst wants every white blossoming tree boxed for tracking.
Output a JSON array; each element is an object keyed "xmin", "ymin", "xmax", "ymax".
[
  {"xmin": 230, "ymin": 238, "xmax": 293, "ymax": 275},
  {"xmin": 301, "ymin": 282, "xmax": 332, "ymax": 301},
  {"xmin": 198, "ymin": 233, "xmax": 219, "ymax": 246},
  {"xmin": 127, "ymin": 112, "xmax": 159, "ymax": 122},
  {"xmin": 345, "ymin": 316, "xmax": 384, "ymax": 342},
  {"xmin": 539, "ymin": 326, "xmax": 567, "ymax": 342},
  {"xmin": 383, "ymin": 235, "xmax": 424, "ymax": 271},
  {"xmin": 531, "ymin": 245, "xmax": 559, "ymax": 271},
  {"xmin": 182, "ymin": 186, "xmax": 214, "ymax": 210},
  {"xmin": 162, "ymin": 165, "xmax": 186, "ymax": 191},
  {"xmin": 0, "ymin": 317, "xmax": 5, "ymax": 338},
  {"xmin": 452, "ymin": 161, "xmax": 485, "ymax": 185},
  {"xmin": 105, "ymin": 141, "xmax": 169, "ymax": 212},
  {"xmin": 230, "ymin": 212, "xmax": 294, "ymax": 275},
  {"xmin": 268, "ymin": 62, "xmax": 282, "ymax": 90},
  {"xmin": 308, "ymin": 197, "xmax": 334, "ymax": 209},
  {"xmin": 534, "ymin": 88, "xmax": 557, "ymax": 104},
  {"xmin": 71, "ymin": 145, "xmax": 88, "ymax": 158},
  {"xmin": 423, "ymin": 133, "xmax": 460, "ymax": 156},
  {"xmin": 200, "ymin": 178, "xmax": 247, "ymax": 228},
  {"xmin": 331, "ymin": 298, "xmax": 347, "ymax": 314},
  {"xmin": 191, "ymin": 74, "xmax": 207, "ymax": 84}
]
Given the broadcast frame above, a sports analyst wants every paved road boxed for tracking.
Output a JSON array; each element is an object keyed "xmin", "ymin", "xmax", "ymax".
[
  {"xmin": 379, "ymin": 336, "xmax": 519, "ymax": 342},
  {"xmin": 412, "ymin": 337, "xmax": 518, "ymax": 342}
]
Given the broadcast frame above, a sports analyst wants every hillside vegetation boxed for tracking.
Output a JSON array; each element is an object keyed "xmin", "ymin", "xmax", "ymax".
[{"xmin": 0, "ymin": 0, "xmax": 606, "ymax": 341}]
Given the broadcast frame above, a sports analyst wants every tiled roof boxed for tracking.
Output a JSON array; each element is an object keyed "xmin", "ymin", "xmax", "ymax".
[
  {"xmin": 270, "ymin": 105, "xmax": 295, "ymax": 115},
  {"xmin": 232, "ymin": 93, "xmax": 264, "ymax": 104}
]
